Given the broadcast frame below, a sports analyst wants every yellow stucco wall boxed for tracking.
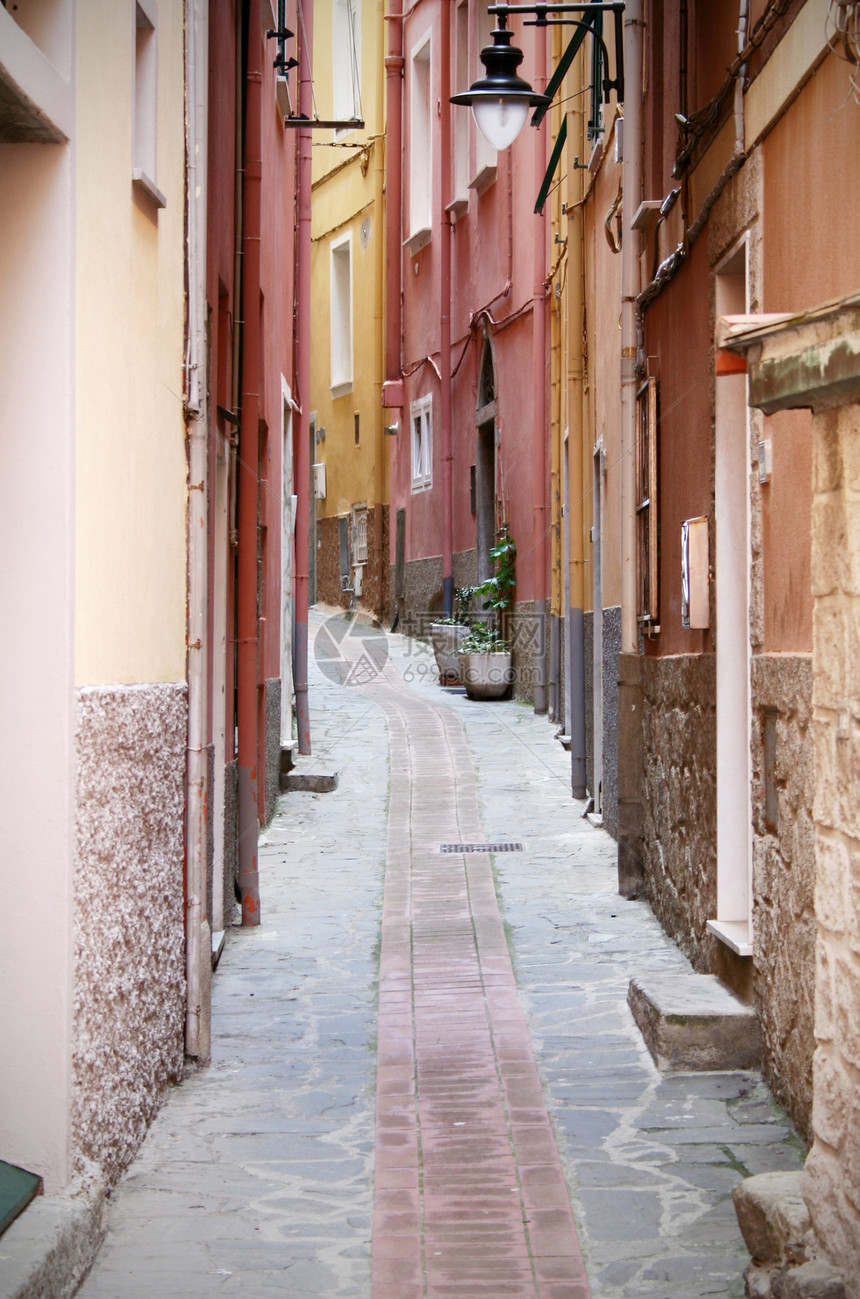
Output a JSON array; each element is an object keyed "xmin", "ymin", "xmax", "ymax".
[
  {"xmin": 74, "ymin": 0, "xmax": 187, "ymax": 686},
  {"xmin": 310, "ymin": 0, "xmax": 387, "ymax": 527}
]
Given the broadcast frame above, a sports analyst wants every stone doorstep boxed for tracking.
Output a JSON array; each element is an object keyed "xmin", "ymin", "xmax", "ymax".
[
  {"xmin": 627, "ymin": 971, "xmax": 761, "ymax": 1072},
  {"xmin": 279, "ymin": 750, "xmax": 338, "ymax": 794}
]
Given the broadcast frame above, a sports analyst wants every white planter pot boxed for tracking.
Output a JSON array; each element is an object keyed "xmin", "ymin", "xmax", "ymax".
[
  {"xmin": 430, "ymin": 622, "xmax": 469, "ymax": 683},
  {"xmin": 457, "ymin": 650, "xmax": 513, "ymax": 700}
]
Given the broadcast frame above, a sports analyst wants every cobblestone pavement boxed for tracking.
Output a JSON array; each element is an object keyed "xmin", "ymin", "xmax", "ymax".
[{"xmin": 76, "ymin": 610, "xmax": 804, "ymax": 1298}]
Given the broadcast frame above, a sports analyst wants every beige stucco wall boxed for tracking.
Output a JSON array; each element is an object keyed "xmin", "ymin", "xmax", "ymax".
[
  {"xmin": 74, "ymin": 0, "xmax": 187, "ymax": 687},
  {"xmin": 804, "ymin": 400, "xmax": 860, "ymax": 1286},
  {"xmin": 0, "ymin": 4, "xmax": 76, "ymax": 1195}
]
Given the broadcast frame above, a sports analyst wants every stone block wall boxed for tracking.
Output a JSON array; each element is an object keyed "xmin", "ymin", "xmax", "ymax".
[
  {"xmin": 640, "ymin": 654, "xmax": 718, "ymax": 965},
  {"xmin": 803, "ymin": 404, "xmax": 860, "ymax": 1286},
  {"xmin": 73, "ymin": 683, "xmax": 187, "ymax": 1187},
  {"xmin": 751, "ymin": 653, "xmax": 816, "ymax": 1143},
  {"xmin": 316, "ymin": 504, "xmax": 388, "ymax": 620}
]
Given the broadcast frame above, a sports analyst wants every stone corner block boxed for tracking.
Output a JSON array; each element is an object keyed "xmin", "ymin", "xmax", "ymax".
[
  {"xmin": 627, "ymin": 971, "xmax": 760, "ymax": 1071},
  {"xmin": 773, "ymin": 1260, "xmax": 847, "ymax": 1299},
  {"xmin": 733, "ymin": 1172, "xmax": 811, "ymax": 1264}
]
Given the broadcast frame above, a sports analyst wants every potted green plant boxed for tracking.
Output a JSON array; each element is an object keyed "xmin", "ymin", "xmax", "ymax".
[
  {"xmin": 457, "ymin": 622, "xmax": 513, "ymax": 700},
  {"xmin": 458, "ymin": 528, "xmax": 516, "ymax": 699},
  {"xmin": 430, "ymin": 586, "xmax": 474, "ymax": 683}
]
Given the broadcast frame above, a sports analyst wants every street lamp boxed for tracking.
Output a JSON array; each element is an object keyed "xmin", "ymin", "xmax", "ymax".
[
  {"xmin": 451, "ymin": 4, "xmax": 625, "ymax": 153},
  {"xmin": 450, "ymin": 15, "xmax": 549, "ymax": 151}
]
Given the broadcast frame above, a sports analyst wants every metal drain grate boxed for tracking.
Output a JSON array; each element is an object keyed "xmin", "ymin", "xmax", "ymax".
[{"xmin": 439, "ymin": 842, "xmax": 524, "ymax": 854}]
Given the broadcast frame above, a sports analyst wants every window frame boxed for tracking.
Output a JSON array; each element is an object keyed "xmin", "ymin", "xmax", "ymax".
[
  {"xmin": 410, "ymin": 394, "xmax": 433, "ymax": 494},
  {"xmin": 330, "ymin": 232, "xmax": 354, "ymax": 398}
]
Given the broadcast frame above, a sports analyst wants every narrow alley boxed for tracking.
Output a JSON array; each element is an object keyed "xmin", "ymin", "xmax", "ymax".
[{"xmin": 73, "ymin": 610, "xmax": 802, "ymax": 1299}]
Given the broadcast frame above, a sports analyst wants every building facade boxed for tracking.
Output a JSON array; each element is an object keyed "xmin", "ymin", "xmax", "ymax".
[{"xmin": 309, "ymin": 0, "xmax": 389, "ymax": 620}]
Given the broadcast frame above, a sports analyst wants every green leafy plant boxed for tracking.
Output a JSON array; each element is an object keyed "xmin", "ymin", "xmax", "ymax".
[
  {"xmin": 435, "ymin": 585, "xmax": 475, "ymax": 626},
  {"xmin": 460, "ymin": 622, "xmax": 509, "ymax": 654},
  {"xmin": 474, "ymin": 526, "xmax": 516, "ymax": 614}
]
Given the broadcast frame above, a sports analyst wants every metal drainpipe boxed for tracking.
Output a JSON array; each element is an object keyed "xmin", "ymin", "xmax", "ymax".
[
  {"xmin": 293, "ymin": 0, "xmax": 312, "ymax": 756},
  {"xmin": 567, "ymin": 134, "xmax": 587, "ymax": 800},
  {"xmin": 532, "ymin": 23, "xmax": 549, "ymax": 714},
  {"xmin": 440, "ymin": 1, "xmax": 453, "ymax": 617},
  {"xmin": 620, "ymin": 0, "xmax": 643, "ymax": 655},
  {"xmin": 237, "ymin": 0, "xmax": 262, "ymax": 925},
  {"xmin": 184, "ymin": 0, "xmax": 212, "ymax": 1058},
  {"xmin": 384, "ymin": 1, "xmax": 403, "ymax": 391}
]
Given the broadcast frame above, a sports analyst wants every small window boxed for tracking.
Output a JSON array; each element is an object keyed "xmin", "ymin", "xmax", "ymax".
[
  {"xmin": 132, "ymin": 0, "xmax": 165, "ymax": 208},
  {"xmin": 411, "ymin": 395, "xmax": 433, "ymax": 493},
  {"xmin": 351, "ymin": 505, "xmax": 368, "ymax": 565},
  {"xmin": 470, "ymin": 5, "xmax": 496, "ymax": 193},
  {"xmin": 451, "ymin": 1, "xmax": 469, "ymax": 209},
  {"xmin": 330, "ymin": 234, "xmax": 353, "ymax": 397},
  {"xmin": 333, "ymin": 0, "xmax": 361, "ymax": 130},
  {"xmin": 408, "ymin": 34, "xmax": 432, "ymax": 245}
]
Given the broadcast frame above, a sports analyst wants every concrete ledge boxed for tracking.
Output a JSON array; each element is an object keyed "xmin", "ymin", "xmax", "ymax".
[
  {"xmin": 628, "ymin": 971, "xmax": 760, "ymax": 1071},
  {"xmin": 0, "ymin": 1186, "xmax": 107, "ymax": 1299},
  {"xmin": 281, "ymin": 767, "xmax": 338, "ymax": 794}
]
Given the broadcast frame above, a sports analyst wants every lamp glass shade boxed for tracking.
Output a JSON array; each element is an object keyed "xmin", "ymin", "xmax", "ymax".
[{"xmin": 471, "ymin": 97, "xmax": 529, "ymax": 151}]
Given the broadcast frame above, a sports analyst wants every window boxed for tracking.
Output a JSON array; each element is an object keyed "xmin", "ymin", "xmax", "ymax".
[
  {"xmin": 333, "ymin": 0, "xmax": 361, "ymax": 129},
  {"xmin": 451, "ymin": 2, "xmax": 469, "ymax": 211},
  {"xmin": 411, "ymin": 395, "xmax": 433, "ymax": 493},
  {"xmin": 351, "ymin": 505, "xmax": 368, "ymax": 565},
  {"xmin": 330, "ymin": 234, "xmax": 353, "ymax": 397},
  {"xmin": 470, "ymin": 4, "xmax": 496, "ymax": 193},
  {"xmin": 407, "ymin": 33, "xmax": 432, "ymax": 250},
  {"xmin": 635, "ymin": 377, "xmax": 658, "ymax": 628},
  {"xmin": 132, "ymin": 0, "xmax": 165, "ymax": 208}
]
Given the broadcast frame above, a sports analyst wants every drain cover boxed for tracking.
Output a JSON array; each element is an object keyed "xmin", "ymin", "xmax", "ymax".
[{"xmin": 439, "ymin": 842, "xmax": 524, "ymax": 854}]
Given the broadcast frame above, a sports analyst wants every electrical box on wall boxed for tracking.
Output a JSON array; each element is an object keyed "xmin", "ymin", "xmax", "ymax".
[
  {"xmin": 313, "ymin": 462, "xmax": 326, "ymax": 500},
  {"xmin": 681, "ymin": 516, "xmax": 709, "ymax": 629}
]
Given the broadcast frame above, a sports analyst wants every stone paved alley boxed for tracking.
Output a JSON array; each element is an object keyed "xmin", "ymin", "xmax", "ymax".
[{"xmin": 74, "ymin": 610, "xmax": 804, "ymax": 1298}]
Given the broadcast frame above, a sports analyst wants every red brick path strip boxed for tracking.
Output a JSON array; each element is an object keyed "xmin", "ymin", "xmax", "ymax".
[{"xmin": 363, "ymin": 666, "xmax": 591, "ymax": 1299}]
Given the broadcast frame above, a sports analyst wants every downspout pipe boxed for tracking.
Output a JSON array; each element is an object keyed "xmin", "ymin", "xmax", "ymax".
[
  {"xmin": 532, "ymin": 24, "xmax": 549, "ymax": 714},
  {"xmin": 184, "ymin": 0, "xmax": 212, "ymax": 1057},
  {"xmin": 293, "ymin": 0, "xmax": 312, "ymax": 755},
  {"xmin": 440, "ymin": 1, "xmax": 453, "ymax": 617},
  {"xmin": 237, "ymin": 0, "xmax": 262, "ymax": 925},
  {"xmin": 568, "ymin": 178, "xmax": 587, "ymax": 798},
  {"xmin": 620, "ymin": 0, "xmax": 642, "ymax": 655},
  {"xmin": 384, "ymin": 1, "xmax": 404, "ymax": 399}
]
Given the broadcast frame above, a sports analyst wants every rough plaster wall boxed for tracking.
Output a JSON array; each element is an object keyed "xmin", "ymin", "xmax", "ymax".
[
  {"xmin": 510, "ymin": 600, "xmax": 545, "ymax": 705},
  {"xmin": 751, "ymin": 653, "xmax": 816, "ymax": 1143},
  {"xmin": 316, "ymin": 506, "xmax": 390, "ymax": 621},
  {"xmin": 640, "ymin": 654, "xmax": 718, "ymax": 967},
  {"xmin": 73, "ymin": 683, "xmax": 186, "ymax": 1187},
  {"xmin": 602, "ymin": 608, "xmax": 621, "ymax": 841},
  {"xmin": 804, "ymin": 404, "xmax": 860, "ymax": 1283},
  {"xmin": 316, "ymin": 514, "xmax": 346, "ymax": 609},
  {"xmin": 264, "ymin": 677, "xmax": 281, "ymax": 826}
]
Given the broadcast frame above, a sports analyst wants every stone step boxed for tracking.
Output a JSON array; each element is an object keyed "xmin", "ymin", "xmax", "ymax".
[{"xmin": 628, "ymin": 971, "xmax": 760, "ymax": 1071}]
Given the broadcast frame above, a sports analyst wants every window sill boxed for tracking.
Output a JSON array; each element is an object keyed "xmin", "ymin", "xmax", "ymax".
[
  {"xmin": 411, "ymin": 479, "xmax": 432, "ymax": 495},
  {"xmin": 469, "ymin": 164, "xmax": 496, "ymax": 197},
  {"xmin": 132, "ymin": 169, "xmax": 166, "ymax": 209},
  {"xmin": 331, "ymin": 380, "xmax": 353, "ymax": 400},
  {"xmin": 404, "ymin": 227, "xmax": 431, "ymax": 257},
  {"xmin": 706, "ymin": 919, "xmax": 752, "ymax": 957},
  {"xmin": 446, "ymin": 196, "xmax": 469, "ymax": 222}
]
